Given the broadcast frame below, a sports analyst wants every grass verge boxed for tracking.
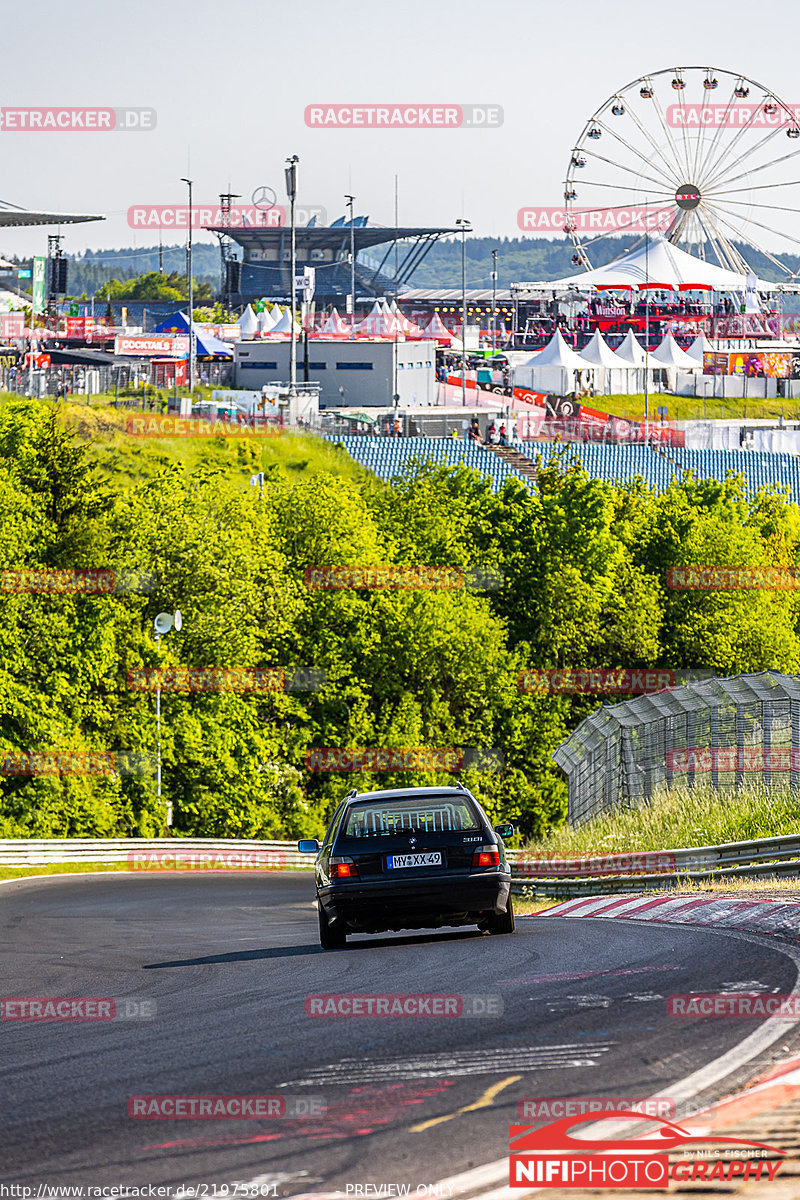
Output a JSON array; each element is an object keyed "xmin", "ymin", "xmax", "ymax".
[{"xmin": 520, "ymin": 783, "xmax": 800, "ymax": 860}]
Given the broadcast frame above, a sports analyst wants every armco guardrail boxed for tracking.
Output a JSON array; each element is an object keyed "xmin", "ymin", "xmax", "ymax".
[
  {"xmin": 1, "ymin": 836, "xmax": 799, "ymax": 894},
  {"xmin": 0, "ymin": 838, "xmax": 312, "ymax": 869},
  {"xmin": 510, "ymin": 832, "xmax": 800, "ymax": 897}
]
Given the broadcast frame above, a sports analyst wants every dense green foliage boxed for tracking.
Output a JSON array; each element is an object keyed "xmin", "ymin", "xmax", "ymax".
[{"xmin": 1, "ymin": 399, "xmax": 799, "ymax": 843}]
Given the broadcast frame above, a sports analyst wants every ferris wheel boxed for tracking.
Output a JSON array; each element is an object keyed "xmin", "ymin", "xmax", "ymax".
[{"xmin": 564, "ymin": 67, "xmax": 800, "ymax": 279}]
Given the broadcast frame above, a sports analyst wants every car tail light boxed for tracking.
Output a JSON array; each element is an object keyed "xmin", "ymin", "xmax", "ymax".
[
  {"xmin": 330, "ymin": 856, "xmax": 359, "ymax": 880},
  {"xmin": 472, "ymin": 846, "xmax": 500, "ymax": 867}
]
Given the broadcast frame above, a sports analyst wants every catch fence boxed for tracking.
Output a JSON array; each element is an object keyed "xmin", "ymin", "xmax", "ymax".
[{"xmin": 553, "ymin": 671, "xmax": 800, "ymax": 826}]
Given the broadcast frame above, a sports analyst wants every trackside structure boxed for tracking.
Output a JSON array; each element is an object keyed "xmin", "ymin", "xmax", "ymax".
[{"xmin": 553, "ymin": 671, "xmax": 800, "ymax": 826}]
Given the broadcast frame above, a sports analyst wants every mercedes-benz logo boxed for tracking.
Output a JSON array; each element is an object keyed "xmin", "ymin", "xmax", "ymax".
[{"xmin": 252, "ymin": 185, "xmax": 277, "ymax": 211}]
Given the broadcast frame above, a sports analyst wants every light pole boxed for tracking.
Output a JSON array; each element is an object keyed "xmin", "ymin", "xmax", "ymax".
[
  {"xmin": 456, "ymin": 218, "xmax": 472, "ymax": 406},
  {"xmin": 644, "ymin": 203, "xmax": 650, "ymax": 442},
  {"xmin": 285, "ymin": 156, "xmax": 299, "ymax": 395},
  {"xmin": 153, "ymin": 610, "xmax": 182, "ymax": 829},
  {"xmin": 491, "ymin": 248, "xmax": 498, "ymax": 351},
  {"xmin": 345, "ymin": 193, "xmax": 356, "ymax": 340},
  {"xmin": 180, "ymin": 179, "xmax": 195, "ymax": 400}
]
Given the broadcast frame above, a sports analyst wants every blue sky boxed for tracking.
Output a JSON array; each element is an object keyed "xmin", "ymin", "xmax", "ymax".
[{"xmin": 5, "ymin": 0, "xmax": 800, "ymax": 262}]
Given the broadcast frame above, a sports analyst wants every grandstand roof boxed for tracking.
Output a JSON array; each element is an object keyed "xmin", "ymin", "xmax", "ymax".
[
  {"xmin": 0, "ymin": 200, "xmax": 103, "ymax": 227},
  {"xmin": 204, "ymin": 224, "xmax": 459, "ymax": 252}
]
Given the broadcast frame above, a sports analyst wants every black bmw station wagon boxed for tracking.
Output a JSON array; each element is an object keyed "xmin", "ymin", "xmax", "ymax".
[{"xmin": 298, "ymin": 784, "xmax": 515, "ymax": 948}]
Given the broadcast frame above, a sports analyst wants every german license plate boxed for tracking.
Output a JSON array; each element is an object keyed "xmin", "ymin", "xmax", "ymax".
[{"xmin": 387, "ymin": 852, "xmax": 442, "ymax": 869}]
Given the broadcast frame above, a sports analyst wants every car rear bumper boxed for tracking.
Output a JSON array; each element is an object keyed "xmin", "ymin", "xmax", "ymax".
[{"xmin": 318, "ymin": 870, "xmax": 510, "ymax": 932}]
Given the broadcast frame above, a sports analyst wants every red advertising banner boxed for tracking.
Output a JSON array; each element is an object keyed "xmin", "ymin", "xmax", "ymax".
[{"xmin": 114, "ymin": 335, "xmax": 189, "ymax": 357}]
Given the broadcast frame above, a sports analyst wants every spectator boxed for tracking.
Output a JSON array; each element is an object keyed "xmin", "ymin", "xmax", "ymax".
[
  {"xmin": 486, "ymin": 421, "xmax": 497, "ymax": 444},
  {"xmin": 498, "ymin": 423, "xmax": 507, "ymax": 446}
]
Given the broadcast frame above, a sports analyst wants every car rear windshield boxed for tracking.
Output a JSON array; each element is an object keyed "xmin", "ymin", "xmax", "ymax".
[{"xmin": 342, "ymin": 796, "xmax": 480, "ymax": 838}]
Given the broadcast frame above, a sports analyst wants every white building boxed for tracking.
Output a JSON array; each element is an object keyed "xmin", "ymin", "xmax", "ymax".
[{"xmin": 234, "ymin": 338, "xmax": 436, "ymax": 408}]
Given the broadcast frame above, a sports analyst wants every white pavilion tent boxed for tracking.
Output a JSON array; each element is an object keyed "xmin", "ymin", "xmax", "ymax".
[
  {"xmin": 316, "ymin": 308, "xmax": 349, "ymax": 337},
  {"xmin": 649, "ymin": 332, "xmax": 699, "ymax": 370},
  {"xmin": 425, "ymin": 313, "xmax": 454, "ymax": 342},
  {"xmin": 257, "ymin": 306, "xmax": 281, "ymax": 333},
  {"xmin": 239, "ymin": 304, "xmax": 259, "ymax": 337},
  {"xmin": 271, "ymin": 307, "xmax": 302, "ymax": 335},
  {"xmin": 547, "ymin": 234, "xmax": 774, "ymax": 293},
  {"xmin": 611, "ymin": 330, "xmax": 657, "ymax": 393},
  {"xmin": 578, "ymin": 330, "xmax": 631, "ymax": 394},
  {"xmin": 513, "ymin": 330, "xmax": 588, "ymax": 395},
  {"xmin": 686, "ymin": 333, "xmax": 715, "ymax": 362}
]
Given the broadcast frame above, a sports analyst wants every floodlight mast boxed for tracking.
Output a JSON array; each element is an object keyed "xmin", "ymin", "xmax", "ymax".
[
  {"xmin": 286, "ymin": 156, "xmax": 299, "ymax": 396},
  {"xmin": 180, "ymin": 178, "xmax": 195, "ymax": 400}
]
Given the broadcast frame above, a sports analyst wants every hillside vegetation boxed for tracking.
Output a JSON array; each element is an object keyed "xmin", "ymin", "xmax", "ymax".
[{"xmin": 2, "ymin": 398, "xmax": 800, "ymax": 843}]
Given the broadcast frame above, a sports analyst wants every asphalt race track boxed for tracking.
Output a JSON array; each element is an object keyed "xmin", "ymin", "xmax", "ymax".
[{"xmin": 2, "ymin": 872, "xmax": 799, "ymax": 1194}]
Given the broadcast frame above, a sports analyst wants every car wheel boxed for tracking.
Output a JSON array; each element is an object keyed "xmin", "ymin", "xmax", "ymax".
[
  {"xmin": 487, "ymin": 895, "xmax": 515, "ymax": 935},
  {"xmin": 318, "ymin": 904, "xmax": 347, "ymax": 950}
]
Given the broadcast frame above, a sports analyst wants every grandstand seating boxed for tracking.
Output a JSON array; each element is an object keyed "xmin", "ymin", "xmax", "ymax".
[
  {"xmin": 516, "ymin": 442, "xmax": 800, "ymax": 502},
  {"xmin": 325, "ymin": 436, "xmax": 531, "ymax": 493},
  {"xmin": 326, "ymin": 435, "xmax": 800, "ymax": 503}
]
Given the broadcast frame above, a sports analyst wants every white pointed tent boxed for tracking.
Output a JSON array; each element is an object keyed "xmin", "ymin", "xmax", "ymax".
[
  {"xmin": 547, "ymin": 234, "xmax": 774, "ymax": 293},
  {"xmin": 358, "ymin": 300, "xmax": 399, "ymax": 336},
  {"xmin": 513, "ymin": 330, "xmax": 588, "ymax": 395},
  {"xmin": 389, "ymin": 299, "xmax": 411, "ymax": 332},
  {"xmin": 425, "ymin": 313, "xmax": 454, "ymax": 343},
  {"xmin": 579, "ymin": 329, "xmax": 630, "ymax": 394},
  {"xmin": 579, "ymin": 330, "xmax": 621, "ymax": 368},
  {"xmin": 614, "ymin": 330, "xmax": 647, "ymax": 366},
  {"xmin": 650, "ymin": 332, "xmax": 698, "ymax": 369},
  {"xmin": 316, "ymin": 308, "xmax": 349, "ymax": 337},
  {"xmin": 686, "ymin": 332, "xmax": 715, "ymax": 362},
  {"xmin": 239, "ymin": 304, "xmax": 259, "ymax": 337},
  {"xmin": 258, "ymin": 306, "xmax": 281, "ymax": 333},
  {"xmin": 271, "ymin": 307, "xmax": 302, "ymax": 335},
  {"xmin": 612, "ymin": 330, "xmax": 658, "ymax": 392}
]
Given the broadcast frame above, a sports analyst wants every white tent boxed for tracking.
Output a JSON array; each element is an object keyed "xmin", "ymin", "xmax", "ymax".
[
  {"xmin": 546, "ymin": 234, "xmax": 775, "ymax": 293},
  {"xmin": 358, "ymin": 301, "xmax": 399, "ymax": 336},
  {"xmin": 532, "ymin": 330, "xmax": 586, "ymax": 369},
  {"xmin": 271, "ymin": 307, "xmax": 302, "ymax": 334},
  {"xmin": 239, "ymin": 304, "xmax": 259, "ymax": 337},
  {"xmin": 686, "ymin": 332, "xmax": 715, "ymax": 362},
  {"xmin": 258, "ymin": 306, "xmax": 281, "ymax": 333},
  {"xmin": 579, "ymin": 330, "xmax": 621, "ymax": 368},
  {"xmin": 649, "ymin": 332, "xmax": 698, "ymax": 369},
  {"xmin": 579, "ymin": 330, "xmax": 631, "ymax": 395},
  {"xmin": 614, "ymin": 330, "xmax": 648, "ymax": 366},
  {"xmin": 425, "ymin": 313, "xmax": 454, "ymax": 342},
  {"xmin": 316, "ymin": 308, "xmax": 349, "ymax": 337},
  {"xmin": 389, "ymin": 299, "xmax": 412, "ymax": 332},
  {"xmin": 513, "ymin": 330, "xmax": 587, "ymax": 395}
]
